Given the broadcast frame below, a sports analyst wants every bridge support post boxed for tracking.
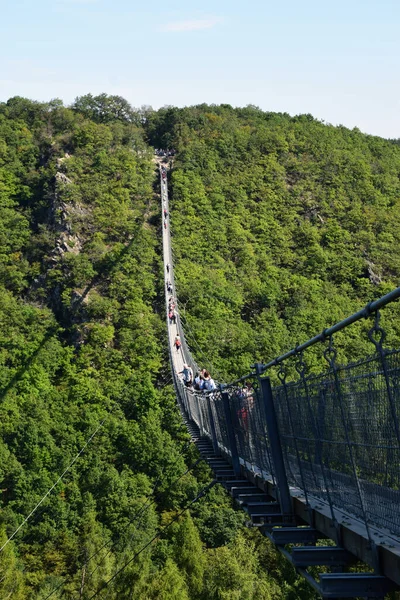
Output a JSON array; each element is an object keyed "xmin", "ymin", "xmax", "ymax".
[
  {"xmin": 184, "ymin": 390, "xmax": 191, "ymax": 419},
  {"xmin": 256, "ymin": 365, "xmax": 292, "ymax": 516},
  {"xmin": 197, "ymin": 396, "xmax": 205, "ymax": 437},
  {"xmin": 184, "ymin": 387, "xmax": 193, "ymax": 422},
  {"xmin": 207, "ymin": 395, "xmax": 220, "ymax": 455},
  {"xmin": 178, "ymin": 383, "xmax": 186, "ymax": 414},
  {"xmin": 221, "ymin": 388, "xmax": 241, "ymax": 476}
]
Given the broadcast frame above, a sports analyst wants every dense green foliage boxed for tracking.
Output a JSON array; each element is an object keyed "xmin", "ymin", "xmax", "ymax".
[
  {"xmin": 147, "ymin": 105, "xmax": 400, "ymax": 379},
  {"xmin": 0, "ymin": 96, "xmax": 313, "ymax": 599},
  {"xmin": 3, "ymin": 95, "xmax": 399, "ymax": 599}
]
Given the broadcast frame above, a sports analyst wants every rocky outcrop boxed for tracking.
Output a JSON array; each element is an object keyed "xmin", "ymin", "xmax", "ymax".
[
  {"xmin": 31, "ymin": 153, "xmax": 94, "ymax": 333},
  {"xmin": 366, "ymin": 260, "xmax": 382, "ymax": 285}
]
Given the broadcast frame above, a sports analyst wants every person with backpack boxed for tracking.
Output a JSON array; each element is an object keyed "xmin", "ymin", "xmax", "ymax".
[
  {"xmin": 193, "ymin": 372, "xmax": 202, "ymax": 390},
  {"xmin": 174, "ymin": 335, "xmax": 182, "ymax": 352},
  {"xmin": 202, "ymin": 370, "xmax": 216, "ymax": 392},
  {"xmin": 178, "ymin": 364, "xmax": 193, "ymax": 387},
  {"xmin": 236, "ymin": 381, "xmax": 254, "ymax": 442}
]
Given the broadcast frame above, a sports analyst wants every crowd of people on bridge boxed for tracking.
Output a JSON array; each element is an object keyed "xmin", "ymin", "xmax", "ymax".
[
  {"xmin": 155, "ymin": 148, "xmax": 176, "ymax": 157},
  {"xmin": 161, "ymin": 165, "xmax": 219, "ymax": 398},
  {"xmin": 177, "ymin": 365, "xmax": 217, "ymax": 392},
  {"xmin": 161, "ymin": 166, "xmax": 168, "ymax": 229},
  {"xmin": 160, "ymin": 164, "xmax": 259, "ymax": 454}
]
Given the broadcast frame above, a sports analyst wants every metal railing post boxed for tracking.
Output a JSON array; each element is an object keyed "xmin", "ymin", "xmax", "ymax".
[
  {"xmin": 256, "ymin": 364, "xmax": 292, "ymax": 515},
  {"xmin": 207, "ymin": 395, "xmax": 219, "ymax": 455},
  {"xmin": 198, "ymin": 396, "xmax": 205, "ymax": 436},
  {"xmin": 182, "ymin": 386, "xmax": 189, "ymax": 417},
  {"xmin": 185, "ymin": 387, "xmax": 193, "ymax": 422},
  {"xmin": 221, "ymin": 388, "xmax": 241, "ymax": 476}
]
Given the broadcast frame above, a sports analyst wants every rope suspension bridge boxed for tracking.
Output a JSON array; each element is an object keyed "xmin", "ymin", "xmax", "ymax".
[{"xmin": 160, "ymin": 164, "xmax": 400, "ymax": 598}]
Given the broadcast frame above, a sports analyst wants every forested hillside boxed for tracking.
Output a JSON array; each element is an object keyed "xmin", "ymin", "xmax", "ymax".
[
  {"xmin": 147, "ymin": 105, "xmax": 400, "ymax": 379},
  {"xmin": 0, "ymin": 96, "xmax": 312, "ymax": 599},
  {"xmin": 1, "ymin": 96, "xmax": 400, "ymax": 599}
]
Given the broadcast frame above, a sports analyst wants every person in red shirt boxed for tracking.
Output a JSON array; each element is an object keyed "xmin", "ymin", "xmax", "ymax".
[{"xmin": 174, "ymin": 335, "xmax": 182, "ymax": 352}]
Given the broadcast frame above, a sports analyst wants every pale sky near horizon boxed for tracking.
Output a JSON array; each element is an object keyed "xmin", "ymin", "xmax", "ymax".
[{"xmin": 1, "ymin": 0, "xmax": 399, "ymax": 138}]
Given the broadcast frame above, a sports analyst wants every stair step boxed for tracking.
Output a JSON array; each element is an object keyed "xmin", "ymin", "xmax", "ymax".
[
  {"xmin": 215, "ymin": 471, "xmax": 236, "ymax": 479},
  {"xmin": 319, "ymin": 573, "xmax": 396, "ymax": 598},
  {"xmin": 251, "ymin": 513, "xmax": 284, "ymax": 523},
  {"xmin": 214, "ymin": 466, "xmax": 235, "ymax": 472},
  {"xmin": 272, "ymin": 527, "xmax": 323, "ymax": 545},
  {"xmin": 258, "ymin": 522, "xmax": 294, "ymax": 532},
  {"xmin": 224, "ymin": 479, "xmax": 248, "ymax": 487},
  {"xmin": 230, "ymin": 486, "xmax": 260, "ymax": 497},
  {"xmin": 291, "ymin": 546, "xmax": 353, "ymax": 567},
  {"xmin": 211, "ymin": 466, "xmax": 232, "ymax": 472},
  {"xmin": 245, "ymin": 502, "xmax": 281, "ymax": 515},
  {"xmin": 236, "ymin": 493, "xmax": 272, "ymax": 504}
]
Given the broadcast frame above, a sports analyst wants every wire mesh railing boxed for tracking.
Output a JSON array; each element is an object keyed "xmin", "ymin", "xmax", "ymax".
[
  {"xmin": 175, "ymin": 290, "xmax": 400, "ymax": 540},
  {"xmin": 160, "ymin": 163, "xmax": 400, "ymax": 544},
  {"xmin": 271, "ymin": 332, "xmax": 400, "ymax": 538}
]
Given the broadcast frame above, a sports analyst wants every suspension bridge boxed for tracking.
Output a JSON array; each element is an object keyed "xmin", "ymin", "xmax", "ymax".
[{"xmin": 160, "ymin": 165, "xmax": 400, "ymax": 598}]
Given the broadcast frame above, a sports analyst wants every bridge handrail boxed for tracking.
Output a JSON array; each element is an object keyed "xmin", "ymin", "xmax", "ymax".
[
  {"xmin": 259, "ymin": 287, "xmax": 400, "ymax": 372},
  {"xmin": 160, "ymin": 163, "xmax": 400, "ymax": 588}
]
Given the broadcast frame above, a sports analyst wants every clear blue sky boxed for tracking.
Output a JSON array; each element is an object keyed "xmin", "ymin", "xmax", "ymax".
[{"xmin": 1, "ymin": 0, "xmax": 399, "ymax": 138}]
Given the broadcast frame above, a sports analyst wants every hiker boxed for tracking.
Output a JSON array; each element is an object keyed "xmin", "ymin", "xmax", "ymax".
[
  {"xmin": 202, "ymin": 370, "xmax": 216, "ymax": 392},
  {"xmin": 195, "ymin": 368, "xmax": 209, "ymax": 391},
  {"xmin": 174, "ymin": 335, "xmax": 182, "ymax": 352},
  {"xmin": 193, "ymin": 372, "xmax": 202, "ymax": 390},
  {"xmin": 237, "ymin": 381, "xmax": 254, "ymax": 440},
  {"xmin": 169, "ymin": 309, "xmax": 176, "ymax": 325},
  {"xmin": 166, "ymin": 263, "xmax": 170, "ymax": 274},
  {"xmin": 178, "ymin": 364, "xmax": 193, "ymax": 387}
]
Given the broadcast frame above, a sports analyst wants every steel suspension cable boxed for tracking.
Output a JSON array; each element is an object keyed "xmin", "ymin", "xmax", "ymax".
[
  {"xmin": 85, "ymin": 453, "xmax": 201, "ymax": 581},
  {"xmin": 85, "ymin": 479, "xmax": 217, "ymax": 600},
  {"xmin": 0, "ymin": 412, "xmax": 113, "ymax": 554},
  {"xmin": 43, "ymin": 451, "xmax": 203, "ymax": 599}
]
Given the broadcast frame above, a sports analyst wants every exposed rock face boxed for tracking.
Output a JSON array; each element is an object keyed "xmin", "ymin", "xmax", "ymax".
[
  {"xmin": 366, "ymin": 260, "xmax": 382, "ymax": 285},
  {"xmin": 52, "ymin": 197, "xmax": 85, "ymax": 258},
  {"xmin": 55, "ymin": 171, "xmax": 72, "ymax": 185},
  {"xmin": 51, "ymin": 155, "xmax": 90, "ymax": 260},
  {"xmin": 31, "ymin": 153, "xmax": 93, "ymax": 334}
]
